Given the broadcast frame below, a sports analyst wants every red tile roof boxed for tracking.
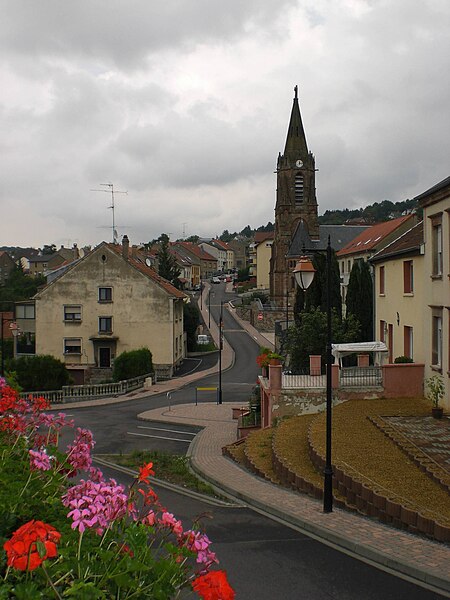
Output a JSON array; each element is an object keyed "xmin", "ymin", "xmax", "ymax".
[
  {"xmin": 336, "ymin": 215, "xmax": 413, "ymax": 257},
  {"xmin": 107, "ymin": 244, "xmax": 186, "ymax": 299},
  {"xmin": 370, "ymin": 221, "xmax": 423, "ymax": 262},
  {"xmin": 173, "ymin": 242, "xmax": 217, "ymax": 262},
  {"xmin": 254, "ymin": 231, "xmax": 274, "ymax": 244}
]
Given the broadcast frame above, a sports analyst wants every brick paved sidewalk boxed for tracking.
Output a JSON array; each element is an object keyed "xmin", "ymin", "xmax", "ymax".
[{"xmin": 139, "ymin": 401, "xmax": 450, "ymax": 596}]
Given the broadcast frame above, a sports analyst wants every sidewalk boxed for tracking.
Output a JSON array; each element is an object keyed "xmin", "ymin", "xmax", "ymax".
[{"xmin": 138, "ymin": 401, "xmax": 450, "ymax": 597}]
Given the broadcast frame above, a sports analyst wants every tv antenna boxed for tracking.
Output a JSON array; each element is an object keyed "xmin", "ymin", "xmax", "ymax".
[
  {"xmin": 91, "ymin": 183, "xmax": 128, "ymax": 243},
  {"xmin": 182, "ymin": 222, "xmax": 187, "ymax": 238}
]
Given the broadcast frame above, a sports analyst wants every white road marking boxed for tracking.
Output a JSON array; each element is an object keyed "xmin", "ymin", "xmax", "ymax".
[
  {"xmin": 137, "ymin": 425, "xmax": 196, "ymax": 436},
  {"xmin": 127, "ymin": 432, "xmax": 192, "ymax": 443}
]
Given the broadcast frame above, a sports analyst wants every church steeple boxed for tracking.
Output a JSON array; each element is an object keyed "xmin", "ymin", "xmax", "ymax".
[
  {"xmin": 270, "ymin": 86, "xmax": 319, "ymax": 305},
  {"xmin": 283, "ymin": 85, "xmax": 308, "ymax": 161}
]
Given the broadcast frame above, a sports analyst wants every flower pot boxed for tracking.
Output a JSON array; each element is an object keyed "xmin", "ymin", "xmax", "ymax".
[{"xmin": 432, "ymin": 407, "xmax": 444, "ymax": 419}]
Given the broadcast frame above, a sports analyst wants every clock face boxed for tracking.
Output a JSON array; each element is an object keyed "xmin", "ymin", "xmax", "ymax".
[{"xmin": 295, "ymin": 159, "xmax": 303, "ymax": 168}]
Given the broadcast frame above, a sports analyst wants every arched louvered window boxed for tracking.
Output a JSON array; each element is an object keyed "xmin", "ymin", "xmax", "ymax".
[{"xmin": 295, "ymin": 174, "xmax": 304, "ymax": 204}]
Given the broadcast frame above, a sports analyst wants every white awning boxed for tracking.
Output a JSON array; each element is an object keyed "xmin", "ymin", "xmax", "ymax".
[{"xmin": 332, "ymin": 342, "xmax": 388, "ymax": 366}]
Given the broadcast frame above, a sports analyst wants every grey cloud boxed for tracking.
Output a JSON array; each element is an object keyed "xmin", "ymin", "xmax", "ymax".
[{"xmin": 0, "ymin": 0, "xmax": 297, "ymax": 69}]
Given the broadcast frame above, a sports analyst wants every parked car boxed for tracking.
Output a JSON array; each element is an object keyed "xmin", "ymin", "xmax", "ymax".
[
  {"xmin": 212, "ymin": 277, "xmax": 221, "ymax": 284},
  {"xmin": 197, "ymin": 334, "xmax": 209, "ymax": 345}
]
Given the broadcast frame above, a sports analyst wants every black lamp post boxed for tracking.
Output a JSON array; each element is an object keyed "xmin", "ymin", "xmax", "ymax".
[
  {"xmin": 218, "ymin": 300, "xmax": 224, "ymax": 405},
  {"xmin": 200, "ymin": 277, "xmax": 203, "ymax": 309},
  {"xmin": 208, "ymin": 290, "xmax": 213, "ymax": 328},
  {"xmin": 293, "ymin": 237, "xmax": 333, "ymax": 513},
  {"xmin": 1, "ymin": 313, "xmax": 18, "ymax": 377}
]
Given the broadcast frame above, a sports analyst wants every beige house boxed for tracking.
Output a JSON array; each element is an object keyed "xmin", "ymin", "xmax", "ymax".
[
  {"xmin": 336, "ymin": 214, "xmax": 416, "ymax": 313},
  {"xmin": 416, "ymin": 176, "xmax": 450, "ymax": 408},
  {"xmin": 33, "ymin": 236, "xmax": 186, "ymax": 384},
  {"xmin": 370, "ymin": 221, "xmax": 424, "ymax": 364},
  {"xmin": 254, "ymin": 232, "xmax": 274, "ymax": 289}
]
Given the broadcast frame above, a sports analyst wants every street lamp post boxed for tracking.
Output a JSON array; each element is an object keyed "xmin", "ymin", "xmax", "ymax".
[
  {"xmin": 293, "ymin": 237, "xmax": 333, "ymax": 513},
  {"xmin": 208, "ymin": 290, "xmax": 212, "ymax": 328},
  {"xmin": 218, "ymin": 301, "xmax": 223, "ymax": 405},
  {"xmin": 1, "ymin": 313, "xmax": 19, "ymax": 377}
]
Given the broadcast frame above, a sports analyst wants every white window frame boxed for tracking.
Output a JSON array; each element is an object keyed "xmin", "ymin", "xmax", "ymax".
[
  {"xmin": 64, "ymin": 305, "xmax": 82, "ymax": 322},
  {"xmin": 64, "ymin": 338, "xmax": 82, "ymax": 355}
]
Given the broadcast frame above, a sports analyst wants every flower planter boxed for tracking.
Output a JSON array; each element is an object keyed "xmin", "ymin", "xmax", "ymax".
[
  {"xmin": 432, "ymin": 407, "xmax": 444, "ymax": 419},
  {"xmin": 400, "ymin": 506, "xmax": 417, "ymax": 528},
  {"xmin": 385, "ymin": 498, "xmax": 401, "ymax": 519},
  {"xmin": 372, "ymin": 491, "xmax": 387, "ymax": 512},
  {"xmin": 361, "ymin": 484, "xmax": 373, "ymax": 503},
  {"xmin": 434, "ymin": 522, "xmax": 450, "ymax": 542},
  {"xmin": 416, "ymin": 514, "xmax": 434, "ymax": 537}
]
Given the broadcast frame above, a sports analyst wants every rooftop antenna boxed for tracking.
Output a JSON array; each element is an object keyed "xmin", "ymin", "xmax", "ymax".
[
  {"xmin": 91, "ymin": 183, "xmax": 128, "ymax": 243},
  {"xmin": 182, "ymin": 223, "xmax": 187, "ymax": 239}
]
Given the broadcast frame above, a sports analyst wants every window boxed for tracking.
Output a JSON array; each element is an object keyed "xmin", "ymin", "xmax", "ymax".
[
  {"xmin": 64, "ymin": 338, "xmax": 81, "ymax": 354},
  {"xmin": 379, "ymin": 320, "xmax": 386, "ymax": 343},
  {"xmin": 99, "ymin": 317, "xmax": 112, "ymax": 334},
  {"xmin": 430, "ymin": 214, "xmax": 443, "ymax": 277},
  {"xmin": 16, "ymin": 304, "xmax": 35, "ymax": 319},
  {"xmin": 294, "ymin": 174, "xmax": 304, "ymax": 204},
  {"xmin": 403, "ymin": 261, "xmax": 413, "ymax": 294},
  {"xmin": 404, "ymin": 326, "xmax": 413, "ymax": 359},
  {"xmin": 98, "ymin": 287, "xmax": 113, "ymax": 302},
  {"xmin": 432, "ymin": 312, "xmax": 443, "ymax": 368},
  {"xmin": 64, "ymin": 305, "xmax": 82, "ymax": 321},
  {"xmin": 379, "ymin": 266, "xmax": 385, "ymax": 295}
]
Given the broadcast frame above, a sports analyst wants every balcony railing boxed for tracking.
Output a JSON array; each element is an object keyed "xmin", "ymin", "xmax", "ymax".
[
  {"xmin": 282, "ymin": 371, "xmax": 326, "ymax": 389},
  {"xmin": 19, "ymin": 372, "xmax": 153, "ymax": 404},
  {"xmin": 339, "ymin": 366, "xmax": 382, "ymax": 387}
]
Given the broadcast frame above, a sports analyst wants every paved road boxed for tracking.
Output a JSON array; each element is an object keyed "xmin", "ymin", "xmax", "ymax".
[{"xmin": 96, "ymin": 462, "xmax": 444, "ymax": 599}]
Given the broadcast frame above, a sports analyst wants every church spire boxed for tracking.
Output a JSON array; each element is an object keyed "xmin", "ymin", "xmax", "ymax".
[{"xmin": 283, "ymin": 85, "xmax": 308, "ymax": 161}]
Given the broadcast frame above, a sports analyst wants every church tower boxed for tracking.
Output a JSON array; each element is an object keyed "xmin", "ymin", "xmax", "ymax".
[{"xmin": 270, "ymin": 86, "xmax": 319, "ymax": 304}]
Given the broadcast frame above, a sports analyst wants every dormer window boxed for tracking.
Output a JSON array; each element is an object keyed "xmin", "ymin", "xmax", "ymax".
[{"xmin": 295, "ymin": 174, "xmax": 304, "ymax": 204}]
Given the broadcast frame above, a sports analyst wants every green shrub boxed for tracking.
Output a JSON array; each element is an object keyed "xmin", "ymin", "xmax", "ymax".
[
  {"xmin": 7, "ymin": 355, "xmax": 71, "ymax": 391},
  {"xmin": 113, "ymin": 347, "xmax": 153, "ymax": 381},
  {"xmin": 394, "ymin": 355, "xmax": 414, "ymax": 363}
]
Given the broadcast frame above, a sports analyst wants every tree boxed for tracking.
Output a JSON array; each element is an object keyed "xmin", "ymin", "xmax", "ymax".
[
  {"xmin": 183, "ymin": 302, "xmax": 201, "ymax": 351},
  {"xmin": 286, "ymin": 307, "xmax": 360, "ymax": 372},
  {"xmin": 113, "ymin": 348, "xmax": 153, "ymax": 381},
  {"xmin": 293, "ymin": 250, "xmax": 342, "ymax": 323},
  {"xmin": 346, "ymin": 260, "xmax": 373, "ymax": 341},
  {"xmin": 8, "ymin": 355, "xmax": 71, "ymax": 391},
  {"xmin": 41, "ymin": 244, "xmax": 57, "ymax": 255},
  {"xmin": 0, "ymin": 265, "xmax": 45, "ymax": 308},
  {"xmin": 157, "ymin": 234, "xmax": 181, "ymax": 287}
]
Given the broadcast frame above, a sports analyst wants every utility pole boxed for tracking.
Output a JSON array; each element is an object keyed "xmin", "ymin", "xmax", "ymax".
[{"xmin": 91, "ymin": 183, "xmax": 128, "ymax": 243}]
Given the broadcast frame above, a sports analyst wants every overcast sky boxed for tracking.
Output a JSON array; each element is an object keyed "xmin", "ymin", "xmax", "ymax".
[{"xmin": 1, "ymin": 0, "xmax": 449, "ymax": 249}]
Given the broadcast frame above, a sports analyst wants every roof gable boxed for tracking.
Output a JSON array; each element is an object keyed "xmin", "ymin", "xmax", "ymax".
[{"xmin": 336, "ymin": 215, "xmax": 413, "ymax": 257}]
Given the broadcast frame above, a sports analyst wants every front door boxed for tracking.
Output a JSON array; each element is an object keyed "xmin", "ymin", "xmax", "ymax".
[{"xmin": 99, "ymin": 347, "xmax": 111, "ymax": 368}]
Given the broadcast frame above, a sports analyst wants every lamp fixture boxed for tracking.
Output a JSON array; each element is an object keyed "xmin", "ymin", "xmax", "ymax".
[{"xmin": 293, "ymin": 256, "xmax": 316, "ymax": 291}]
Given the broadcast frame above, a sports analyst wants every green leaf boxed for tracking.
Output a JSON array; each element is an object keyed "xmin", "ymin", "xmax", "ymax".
[{"xmin": 62, "ymin": 581, "xmax": 106, "ymax": 599}]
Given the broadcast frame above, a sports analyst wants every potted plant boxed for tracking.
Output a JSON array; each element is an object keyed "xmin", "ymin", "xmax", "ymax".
[{"xmin": 426, "ymin": 374, "xmax": 445, "ymax": 419}]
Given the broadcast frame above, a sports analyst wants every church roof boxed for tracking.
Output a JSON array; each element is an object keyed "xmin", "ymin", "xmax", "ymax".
[
  {"xmin": 283, "ymin": 85, "xmax": 308, "ymax": 160},
  {"xmin": 287, "ymin": 222, "xmax": 370, "ymax": 257}
]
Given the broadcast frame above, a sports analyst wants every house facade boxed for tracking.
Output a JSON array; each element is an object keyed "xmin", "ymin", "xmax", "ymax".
[
  {"xmin": 253, "ymin": 232, "xmax": 274, "ymax": 289},
  {"xmin": 198, "ymin": 240, "xmax": 227, "ymax": 272},
  {"xmin": 336, "ymin": 214, "xmax": 416, "ymax": 313},
  {"xmin": 33, "ymin": 237, "xmax": 186, "ymax": 384},
  {"xmin": 370, "ymin": 221, "xmax": 424, "ymax": 364},
  {"xmin": 172, "ymin": 242, "xmax": 217, "ymax": 280},
  {"xmin": 416, "ymin": 176, "xmax": 450, "ymax": 408}
]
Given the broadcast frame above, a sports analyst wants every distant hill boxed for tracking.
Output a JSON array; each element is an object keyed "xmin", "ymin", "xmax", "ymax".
[{"xmin": 318, "ymin": 198, "xmax": 420, "ymax": 225}]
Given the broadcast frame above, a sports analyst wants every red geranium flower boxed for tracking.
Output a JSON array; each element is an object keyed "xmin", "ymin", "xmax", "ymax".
[
  {"xmin": 192, "ymin": 570, "xmax": 235, "ymax": 600},
  {"xmin": 3, "ymin": 520, "xmax": 61, "ymax": 571},
  {"xmin": 138, "ymin": 461, "xmax": 155, "ymax": 484}
]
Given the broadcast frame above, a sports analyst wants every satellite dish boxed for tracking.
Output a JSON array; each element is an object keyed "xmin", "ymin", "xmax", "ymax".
[{"xmin": 145, "ymin": 258, "xmax": 151, "ymax": 267}]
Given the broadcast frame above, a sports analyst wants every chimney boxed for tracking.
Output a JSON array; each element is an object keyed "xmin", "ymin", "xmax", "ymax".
[
  {"xmin": 73, "ymin": 243, "xmax": 78, "ymax": 261},
  {"xmin": 122, "ymin": 235, "xmax": 129, "ymax": 260}
]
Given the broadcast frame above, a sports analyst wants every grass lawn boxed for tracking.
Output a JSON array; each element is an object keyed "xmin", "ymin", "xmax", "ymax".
[
  {"xmin": 240, "ymin": 397, "xmax": 450, "ymax": 525},
  {"xmin": 98, "ymin": 449, "xmax": 220, "ymax": 498}
]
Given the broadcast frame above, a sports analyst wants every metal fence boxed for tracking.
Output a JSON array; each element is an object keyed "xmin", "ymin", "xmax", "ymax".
[
  {"xmin": 282, "ymin": 371, "xmax": 326, "ymax": 389},
  {"xmin": 339, "ymin": 366, "xmax": 382, "ymax": 387},
  {"xmin": 19, "ymin": 372, "xmax": 153, "ymax": 404}
]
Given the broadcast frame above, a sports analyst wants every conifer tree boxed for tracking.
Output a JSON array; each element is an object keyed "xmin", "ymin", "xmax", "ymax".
[{"xmin": 346, "ymin": 260, "xmax": 373, "ymax": 341}]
